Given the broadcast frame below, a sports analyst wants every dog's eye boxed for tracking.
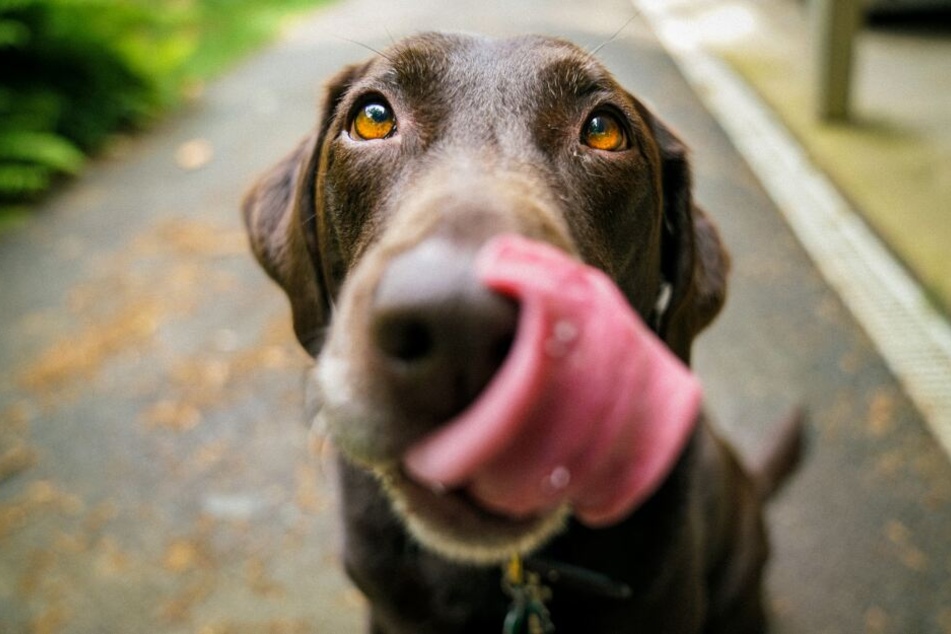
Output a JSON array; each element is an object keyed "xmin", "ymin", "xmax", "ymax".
[
  {"xmin": 351, "ymin": 102, "xmax": 396, "ymax": 140},
  {"xmin": 581, "ymin": 113, "xmax": 627, "ymax": 151}
]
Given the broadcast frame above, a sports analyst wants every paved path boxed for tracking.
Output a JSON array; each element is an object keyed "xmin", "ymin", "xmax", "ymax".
[{"xmin": 1, "ymin": 0, "xmax": 949, "ymax": 632}]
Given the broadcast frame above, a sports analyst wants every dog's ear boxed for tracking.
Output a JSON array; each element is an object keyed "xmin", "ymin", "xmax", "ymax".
[
  {"xmin": 242, "ymin": 63, "xmax": 368, "ymax": 356},
  {"xmin": 644, "ymin": 111, "xmax": 730, "ymax": 364}
]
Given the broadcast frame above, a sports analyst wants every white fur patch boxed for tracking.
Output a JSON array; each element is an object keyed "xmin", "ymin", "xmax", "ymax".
[{"xmin": 375, "ymin": 467, "xmax": 571, "ymax": 565}]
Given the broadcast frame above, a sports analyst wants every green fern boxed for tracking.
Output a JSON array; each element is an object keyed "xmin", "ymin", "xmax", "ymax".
[
  {"xmin": 0, "ymin": 163, "xmax": 52, "ymax": 198},
  {"xmin": 0, "ymin": 131, "xmax": 84, "ymax": 174}
]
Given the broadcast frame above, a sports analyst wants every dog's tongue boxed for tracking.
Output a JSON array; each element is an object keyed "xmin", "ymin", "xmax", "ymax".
[{"xmin": 403, "ymin": 235, "xmax": 701, "ymax": 527}]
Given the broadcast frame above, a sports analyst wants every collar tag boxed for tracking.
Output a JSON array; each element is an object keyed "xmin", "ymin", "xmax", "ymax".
[{"xmin": 503, "ymin": 555, "xmax": 555, "ymax": 634}]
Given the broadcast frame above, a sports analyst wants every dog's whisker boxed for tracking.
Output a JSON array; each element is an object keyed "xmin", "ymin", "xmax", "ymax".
[
  {"xmin": 307, "ymin": 422, "xmax": 328, "ymax": 458},
  {"xmin": 587, "ymin": 13, "xmax": 639, "ymax": 58},
  {"xmin": 336, "ymin": 36, "xmax": 395, "ymax": 63},
  {"xmin": 308, "ymin": 422, "xmax": 340, "ymax": 484}
]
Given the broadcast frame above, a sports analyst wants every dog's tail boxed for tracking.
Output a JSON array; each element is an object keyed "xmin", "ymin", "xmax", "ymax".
[{"xmin": 749, "ymin": 408, "xmax": 806, "ymax": 500}]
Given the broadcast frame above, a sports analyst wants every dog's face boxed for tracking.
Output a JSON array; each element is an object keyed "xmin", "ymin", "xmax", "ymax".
[{"xmin": 244, "ymin": 33, "xmax": 728, "ymax": 563}]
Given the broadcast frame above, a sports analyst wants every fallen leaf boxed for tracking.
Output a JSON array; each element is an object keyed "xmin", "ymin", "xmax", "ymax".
[
  {"xmin": 18, "ymin": 302, "xmax": 161, "ymax": 392},
  {"xmin": 867, "ymin": 388, "xmax": 896, "ymax": 438},
  {"xmin": 160, "ymin": 577, "xmax": 214, "ymax": 623},
  {"xmin": 885, "ymin": 519, "xmax": 929, "ymax": 572},
  {"xmin": 144, "ymin": 400, "xmax": 202, "ymax": 432},
  {"xmin": 938, "ymin": 607, "xmax": 951, "ymax": 634},
  {"xmin": 175, "ymin": 138, "xmax": 214, "ymax": 170},
  {"xmin": 246, "ymin": 556, "xmax": 284, "ymax": 597},
  {"xmin": 163, "ymin": 538, "xmax": 204, "ymax": 573},
  {"xmin": 0, "ymin": 443, "xmax": 38, "ymax": 483},
  {"xmin": 865, "ymin": 605, "xmax": 888, "ymax": 633},
  {"xmin": 30, "ymin": 602, "xmax": 69, "ymax": 634}
]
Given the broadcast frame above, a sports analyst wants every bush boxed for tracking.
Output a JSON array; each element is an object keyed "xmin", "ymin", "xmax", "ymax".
[
  {"xmin": 0, "ymin": 0, "xmax": 192, "ymax": 206},
  {"xmin": 0, "ymin": 0, "xmax": 324, "ymax": 212}
]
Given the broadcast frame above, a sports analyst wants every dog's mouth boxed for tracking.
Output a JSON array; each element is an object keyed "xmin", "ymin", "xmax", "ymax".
[
  {"xmin": 321, "ymin": 234, "xmax": 699, "ymax": 563},
  {"xmin": 329, "ymin": 234, "xmax": 591, "ymax": 563},
  {"xmin": 373, "ymin": 465, "xmax": 570, "ymax": 564}
]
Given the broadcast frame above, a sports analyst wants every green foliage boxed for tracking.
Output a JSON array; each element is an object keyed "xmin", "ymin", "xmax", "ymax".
[
  {"xmin": 0, "ymin": 0, "xmax": 326, "ymax": 211},
  {"xmin": 0, "ymin": 129, "xmax": 84, "ymax": 198},
  {"xmin": 1, "ymin": 0, "xmax": 182, "ymax": 206}
]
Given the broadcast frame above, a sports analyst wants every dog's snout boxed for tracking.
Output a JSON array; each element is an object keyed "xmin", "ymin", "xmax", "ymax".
[{"xmin": 370, "ymin": 240, "xmax": 518, "ymax": 423}]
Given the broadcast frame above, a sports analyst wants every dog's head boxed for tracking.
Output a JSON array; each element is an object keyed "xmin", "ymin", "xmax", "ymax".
[{"xmin": 243, "ymin": 33, "xmax": 728, "ymax": 563}]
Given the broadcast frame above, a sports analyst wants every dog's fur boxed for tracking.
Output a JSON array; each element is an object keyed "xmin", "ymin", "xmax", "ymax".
[{"xmin": 243, "ymin": 33, "xmax": 801, "ymax": 634}]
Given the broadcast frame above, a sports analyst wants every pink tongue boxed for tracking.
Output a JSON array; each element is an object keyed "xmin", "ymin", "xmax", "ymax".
[{"xmin": 403, "ymin": 235, "xmax": 701, "ymax": 527}]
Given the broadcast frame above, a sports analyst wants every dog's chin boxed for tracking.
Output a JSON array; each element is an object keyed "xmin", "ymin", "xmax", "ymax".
[{"xmin": 372, "ymin": 465, "xmax": 569, "ymax": 565}]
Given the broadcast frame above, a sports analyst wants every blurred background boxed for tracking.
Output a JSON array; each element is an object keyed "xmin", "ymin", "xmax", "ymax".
[
  {"xmin": 0, "ymin": 0, "xmax": 330, "ymax": 219},
  {"xmin": 1, "ymin": 0, "xmax": 949, "ymax": 632}
]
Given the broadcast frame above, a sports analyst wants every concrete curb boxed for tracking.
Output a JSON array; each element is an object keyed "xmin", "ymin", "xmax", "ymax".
[{"xmin": 633, "ymin": 0, "xmax": 951, "ymax": 458}]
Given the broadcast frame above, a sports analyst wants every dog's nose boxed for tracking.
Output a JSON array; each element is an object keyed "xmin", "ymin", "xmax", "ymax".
[{"xmin": 370, "ymin": 240, "xmax": 518, "ymax": 423}]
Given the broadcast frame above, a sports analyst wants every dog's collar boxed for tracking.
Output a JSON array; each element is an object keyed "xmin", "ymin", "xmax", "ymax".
[
  {"xmin": 523, "ymin": 556, "xmax": 632, "ymax": 601},
  {"xmin": 502, "ymin": 555, "xmax": 631, "ymax": 633}
]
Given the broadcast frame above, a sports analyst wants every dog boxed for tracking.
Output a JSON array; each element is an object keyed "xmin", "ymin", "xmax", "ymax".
[{"xmin": 243, "ymin": 32, "xmax": 802, "ymax": 633}]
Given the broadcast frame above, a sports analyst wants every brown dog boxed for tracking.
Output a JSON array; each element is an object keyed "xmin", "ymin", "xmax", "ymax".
[{"xmin": 243, "ymin": 32, "xmax": 801, "ymax": 634}]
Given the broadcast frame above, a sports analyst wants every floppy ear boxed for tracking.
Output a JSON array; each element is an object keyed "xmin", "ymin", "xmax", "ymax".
[
  {"xmin": 241, "ymin": 63, "xmax": 368, "ymax": 356},
  {"xmin": 646, "ymin": 112, "xmax": 730, "ymax": 364}
]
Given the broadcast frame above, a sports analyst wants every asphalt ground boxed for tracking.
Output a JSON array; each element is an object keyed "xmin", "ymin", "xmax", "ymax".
[{"xmin": 1, "ymin": 0, "xmax": 949, "ymax": 632}]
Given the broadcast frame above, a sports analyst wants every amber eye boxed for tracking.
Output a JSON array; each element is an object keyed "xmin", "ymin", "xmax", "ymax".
[
  {"xmin": 351, "ymin": 101, "xmax": 396, "ymax": 140},
  {"xmin": 581, "ymin": 113, "xmax": 627, "ymax": 151}
]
